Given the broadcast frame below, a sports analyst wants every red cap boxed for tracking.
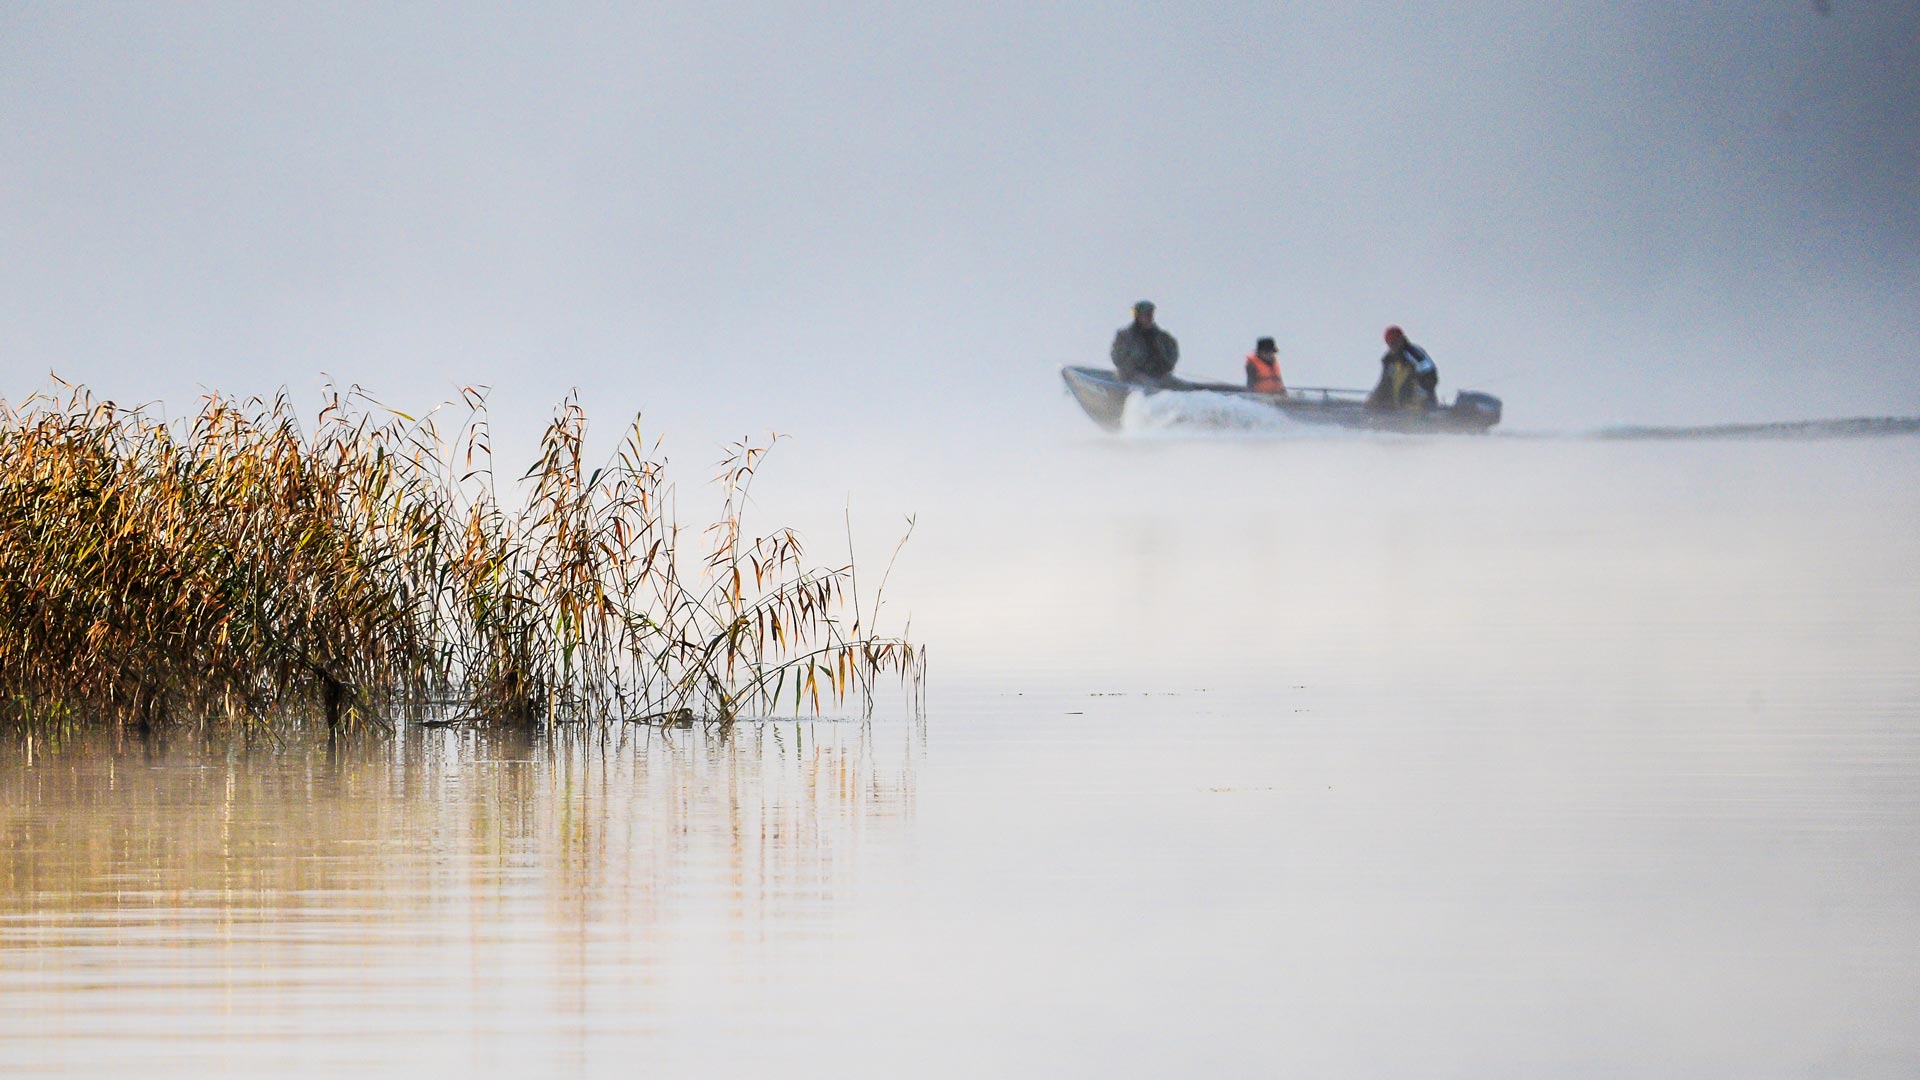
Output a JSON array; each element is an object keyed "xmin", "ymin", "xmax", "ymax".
[{"xmin": 1383, "ymin": 325, "xmax": 1404, "ymax": 343}]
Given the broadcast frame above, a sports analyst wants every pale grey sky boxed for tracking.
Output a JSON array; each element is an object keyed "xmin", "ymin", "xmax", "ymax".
[{"xmin": 3, "ymin": 1, "xmax": 1915, "ymax": 449}]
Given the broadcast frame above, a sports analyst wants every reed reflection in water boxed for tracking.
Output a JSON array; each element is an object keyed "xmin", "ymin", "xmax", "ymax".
[{"xmin": 0, "ymin": 722, "xmax": 919, "ymax": 1076}]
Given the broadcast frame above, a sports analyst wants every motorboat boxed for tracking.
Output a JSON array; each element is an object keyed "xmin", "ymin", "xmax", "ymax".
[{"xmin": 1060, "ymin": 366, "xmax": 1502, "ymax": 433}]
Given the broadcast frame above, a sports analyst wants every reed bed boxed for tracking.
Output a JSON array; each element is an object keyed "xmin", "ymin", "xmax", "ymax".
[{"xmin": 0, "ymin": 380, "xmax": 921, "ymax": 732}]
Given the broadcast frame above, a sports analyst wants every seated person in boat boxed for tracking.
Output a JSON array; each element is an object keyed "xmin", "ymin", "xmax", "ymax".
[
  {"xmin": 1111, "ymin": 300, "xmax": 1179, "ymax": 384},
  {"xmin": 1245, "ymin": 337, "xmax": 1285, "ymax": 395},
  {"xmin": 1366, "ymin": 325, "xmax": 1439, "ymax": 410}
]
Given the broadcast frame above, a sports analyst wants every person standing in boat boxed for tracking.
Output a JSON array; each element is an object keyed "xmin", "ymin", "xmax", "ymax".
[
  {"xmin": 1111, "ymin": 300, "xmax": 1179, "ymax": 384},
  {"xmin": 1367, "ymin": 325, "xmax": 1438, "ymax": 409},
  {"xmin": 1245, "ymin": 337, "xmax": 1285, "ymax": 395}
]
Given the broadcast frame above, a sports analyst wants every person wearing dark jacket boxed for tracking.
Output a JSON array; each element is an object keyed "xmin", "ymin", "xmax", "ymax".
[
  {"xmin": 1367, "ymin": 324, "xmax": 1438, "ymax": 409},
  {"xmin": 1110, "ymin": 300, "xmax": 1179, "ymax": 383}
]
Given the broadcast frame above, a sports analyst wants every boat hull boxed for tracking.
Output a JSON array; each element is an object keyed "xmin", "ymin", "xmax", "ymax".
[{"xmin": 1060, "ymin": 366, "xmax": 1501, "ymax": 434}]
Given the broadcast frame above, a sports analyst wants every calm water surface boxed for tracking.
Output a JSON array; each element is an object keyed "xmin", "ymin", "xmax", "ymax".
[{"xmin": 4, "ymin": 435, "xmax": 1918, "ymax": 1077}]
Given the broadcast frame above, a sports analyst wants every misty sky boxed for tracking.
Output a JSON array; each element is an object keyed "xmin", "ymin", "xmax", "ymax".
[{"xmin": 3, "ymin": 1, "xmax": 1916, "ymax": 449}]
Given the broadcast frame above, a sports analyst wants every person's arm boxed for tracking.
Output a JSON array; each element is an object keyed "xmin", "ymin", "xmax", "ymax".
[{"xmin": 1366, "ymin": 354, "xmax": 1392, "ymax": 407}]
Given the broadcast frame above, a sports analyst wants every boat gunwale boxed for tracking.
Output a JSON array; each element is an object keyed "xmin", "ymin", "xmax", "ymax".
[{"xmin": 1059, "ymin": 365, "xmax": 1500, "ymax": 433}]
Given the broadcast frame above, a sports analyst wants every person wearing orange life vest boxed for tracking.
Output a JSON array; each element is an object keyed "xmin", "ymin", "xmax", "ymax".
[{"xmin": 1244, "ymin": 337, "xmax": 1285, "ymax": 395}]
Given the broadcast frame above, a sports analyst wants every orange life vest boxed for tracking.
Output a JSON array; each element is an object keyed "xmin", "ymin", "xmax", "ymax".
[{"xmin": 1245, "ymin": 352, "xmax": 1284, "ymax": 395}]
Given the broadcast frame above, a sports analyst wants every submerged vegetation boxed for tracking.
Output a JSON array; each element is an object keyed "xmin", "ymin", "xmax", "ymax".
[{"xmin": 0, "ymin": 380, "xmax": 921, "ymax": 733}]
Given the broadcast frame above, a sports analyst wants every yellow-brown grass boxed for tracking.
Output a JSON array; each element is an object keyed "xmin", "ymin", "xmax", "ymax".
[{"xmin": 0, "ymin": 380, "xmax": 921, "ymax": 732}]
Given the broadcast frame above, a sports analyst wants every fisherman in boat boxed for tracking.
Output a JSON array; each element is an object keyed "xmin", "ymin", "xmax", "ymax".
[
  {"xmin": 1111, "ymin": 300, "xmax": 1180, "ymax": 384},
  {"xmin": 1245, "ymin": 337, "xmax": 1285, "ymax": 395},
  {"xmin": 1367, "ymin": 325, "xmax": 1439, "ymax": 410}
]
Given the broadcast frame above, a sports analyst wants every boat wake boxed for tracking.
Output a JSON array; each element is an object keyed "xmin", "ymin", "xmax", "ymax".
[
  {"xmin": 1095, "ymin": 367, "xmax": 1920, "ymax": 443},
  {"xmin": 1592, "ymin": 417, "xmax": 1920, "ymax": 441},
  {"xmin": 1118, "ymin": 395, "xmax": 1920, "ymax": 443},
  {"xmin": 1118, "ymin": 389, "xmax": 1361, "ymax": 437}
]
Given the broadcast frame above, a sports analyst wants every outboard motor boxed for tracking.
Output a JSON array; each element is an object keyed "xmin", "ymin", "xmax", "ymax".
[{"xmin": 1451, "ymin": 390, "xmax": 1502, "ymax": 428}]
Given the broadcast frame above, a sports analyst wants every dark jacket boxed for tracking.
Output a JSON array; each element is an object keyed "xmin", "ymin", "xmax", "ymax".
[
  {"xmin": 1367, "ymin": 341, "xmax": 1438, "ymax": 409},
  {"xmin": 1111, "ymin": 323, "xmax": 1179, "ymax": 382}
]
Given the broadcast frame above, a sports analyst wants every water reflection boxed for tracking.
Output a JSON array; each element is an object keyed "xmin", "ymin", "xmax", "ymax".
[{"xmin": 0, "ymin": 721, "xmax": 919, "ymax": 1077}]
